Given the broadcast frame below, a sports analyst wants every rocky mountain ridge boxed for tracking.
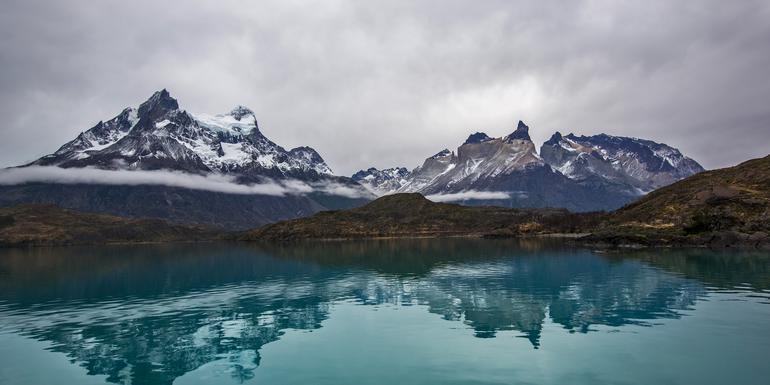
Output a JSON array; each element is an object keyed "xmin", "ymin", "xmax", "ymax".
[
  {"xmin": 352, "ymin": 120, "xmax": 704, "ymax": 211},
  {"xmin": 31, "ymin": 89, "xmax": 335, "ymax": 181},
  {"xmin": 1, "ymin": 90, "xmax": 370, "ymax": 229}
]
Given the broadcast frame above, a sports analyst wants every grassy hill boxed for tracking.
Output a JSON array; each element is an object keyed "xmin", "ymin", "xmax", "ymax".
[
  {"xmin": 240, "ymin": 193, "xmax": 601, "ymax": 241},
  {"xmin": 592, "ymin": 155, "xmax": 770, "ymax": 247},
  {"xmin": 0, "ymin": 204, "xmax": 220, "ymax": 247}
]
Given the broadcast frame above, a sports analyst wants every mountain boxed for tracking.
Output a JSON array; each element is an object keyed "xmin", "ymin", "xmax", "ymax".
[
  {"xmin": 244, "ymin": 154, "xmax": 770, "ymax": 248},
  {"xmin": 1, "ymin": 91, "xmax": 708, "ymax": 224},
  {"xmin": 398, "ymin": 121, "xmax": 541, "ymax": 194},
  {"xmin": 351, "ymin": 121, "xmax": 704, "ymax": 212},
  {"xmin": 6, "ymin": 155, "xmax": 765, "ymax": 247},
  {"xmin": 591, "ymin": 154, "xmax": 770, "ymax": 247},
  {"xmin": 1, "ymin": 90, "xmax": 371, "ymax": 229},
  {"xmin": 30, "ymin": 89, "xmax": 334, "ymax": 180},
  {"xmin": 393, "ymin": 121, "xmax": 639, "ymax": 211},
  {"xmin": 241, "ymin": 193, "xmax": 601, "ymax": 241},
  {"xmin": 351, "ymin": 167, "xmax": 411, "ymax": 194},
  {"xmin": 0, "ymin": 204, "xmax": 220, "ymax": 247},
  {"xmin": 540, "ymin": 132, "xmax": 705, "ymax": 193}
]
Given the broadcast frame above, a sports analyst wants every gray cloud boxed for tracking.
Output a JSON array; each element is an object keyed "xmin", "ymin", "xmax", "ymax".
[
  {"xmin": 1, "ymin": 0, "xmax": 769, "ymax": 175},
  {"xmin": 0, "ymin": 166, "xmax": 371, "ymax": 198}
]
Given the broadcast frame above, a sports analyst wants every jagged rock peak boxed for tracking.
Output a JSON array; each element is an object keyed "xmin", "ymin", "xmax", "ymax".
[
  {"xmin": 289, "ymin": 146, "xmax": 321, "ymax": 157},
  {"xmin": 539, "ymin": 131, "xmax": 706, "ymax": 193},
  {"xmin": 351, "ymin": 166, "xmax": 412, "ymax": 195},
  {"xmin": 138, "ymin": 89, "xmax": 179, "ymax": 120},
  {"xmin": 544, "ymin": 131, "xmax": 563, "ymax": 145},
  {"xmin": 27, "ymin": 88, "xmax": 340, "ymax": 178},
  {"xmin": 288, "ymin": 146, "xmax": 333, "ymax": 174},
  {"xmin": 505, "ymin": 120, "xmax": 531, "ymax": 142},
  {"xmin": 229, "ymin": 105, "xmax": 255, "ymax": 121},
  {"xmin": 430, "ymin": 149, "xmax": 453, "ymax": 159},
  {"xmin": 464, "ymin": 132, "xmax": 493, "ymax": 145}
]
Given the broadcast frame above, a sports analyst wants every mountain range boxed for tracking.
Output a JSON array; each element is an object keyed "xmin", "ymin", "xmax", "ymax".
[
  {"xmin": 0, "ymin": 89, "xmax": 704, "ymax": 228},
  {"xmin": 244, "ymin": 154, "xmax": 770, "ymax": 248},
  {"xmin": 4, "ymin": 155, "xmax": 766, "ymax": 248},
  {"xmin": 353, "ymin": 121, "xmax": 704, "ymax": 211},
  {"xmin": 0, "ymin": 90, "xmax": 371, "ymax": 229}
]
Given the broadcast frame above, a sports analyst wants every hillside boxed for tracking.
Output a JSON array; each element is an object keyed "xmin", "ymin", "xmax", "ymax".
[
  {"xmin": 593, "ymin": 155, "xmax": 770, "ymax": 247},
  {"xmin": 241, "ymin": 193, "xmax": 601, "ymax": 241},
  {"xmin": 0, "ymin": 204, "xmax": 220, "ymax": 247}
]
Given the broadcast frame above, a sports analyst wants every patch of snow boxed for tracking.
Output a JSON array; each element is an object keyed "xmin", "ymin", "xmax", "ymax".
[
  {"xmin": 192, "ymin": 112, "xmax": 256, "ymax": 137},
  {"xmin": 256, "ymin": 154, "xmax": 277, "ymax": 168},
  {"xmin": 88, "ymin": 131, "xmax": 129, "ymax": 151},
  {"xmin": 155, "ymin": 119, "xmax": 171, "ymax": 128},
  {"xmin": 219, "ymin": 142, "xmax": 252, "ymax": 164}
]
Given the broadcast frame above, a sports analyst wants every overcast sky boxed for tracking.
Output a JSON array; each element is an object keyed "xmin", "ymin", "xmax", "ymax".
[{"xmin": 1, "ymin": 0, "xmax": 769, "ymax": 175}]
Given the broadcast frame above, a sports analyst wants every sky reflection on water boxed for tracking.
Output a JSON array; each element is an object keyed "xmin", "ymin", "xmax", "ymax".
[{"xmin": 1, "ymin": 240, "xmax": 769, "ymax": 385}]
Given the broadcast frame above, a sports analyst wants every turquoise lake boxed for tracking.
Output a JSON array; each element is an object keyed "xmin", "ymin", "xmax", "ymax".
[{"xmin": 0, "ymin": 239, "xmax": 768, "ymax": 385}]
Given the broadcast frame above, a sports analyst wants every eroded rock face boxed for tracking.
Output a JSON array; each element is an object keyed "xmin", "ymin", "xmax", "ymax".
[{"xmin": 401, "ymin": 122, "xmax": 544, "ymax": 195}]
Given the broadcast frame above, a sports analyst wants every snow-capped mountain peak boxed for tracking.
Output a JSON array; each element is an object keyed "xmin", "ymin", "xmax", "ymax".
[
  {"xmin": 228, "ymin": 105, "xmax": 256, "ymax": 121},
  {"xmin": 31, "ymin": 90, "xmax": 334, "ymax": 179},
  {"xmin": 289, "ymin": 146, "xmax": 334, "ymax": 175},
  {"xmin": 137, "ymin": 89, "xmax": 179, "ymax": 122},
  {"xmin": 357, "ymin": 120, "xmax": 705, "ymax": 211},
  {"xmin": 540, "ymin": 131, "xmax": 705, "ymax": 192},
  {"xmin": 351, "ymin": 167, "xmax": 411, "ymax": 194},
  {"xmin": 394, "ymin": 120, "xmax": 544, "ymax": 195}
]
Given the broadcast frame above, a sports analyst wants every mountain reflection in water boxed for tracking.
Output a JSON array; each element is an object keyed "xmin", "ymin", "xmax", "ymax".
[{"xmin": 0, "ymin": 239, "xmax": 768, "ymax": 385}]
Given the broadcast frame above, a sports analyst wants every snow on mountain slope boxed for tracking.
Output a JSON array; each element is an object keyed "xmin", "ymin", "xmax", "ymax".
[
  {"xmin": 398, "ymin": 121, "xmax": 544, "ymax": 195},
  {"xmin": 396, "ymin": 149, "xmax": 456, "ymax": 193},
  {"xmin": 31, "ymin": 90, "xmax": 335, "ymax": 181},
  {"xmin": 351, "ymin": 167, "xmax": 411, "ymax": 194},
  {"xmin": 540, "ymin": 132, "xmax": 705, "ymax": 192},
  {"xmin": 6, "ymin": 90, "xmax": 371, "ymax": 229},
  {"xmin": 359, "ymin": 120, "xmax": 707, "ymax": 211}
]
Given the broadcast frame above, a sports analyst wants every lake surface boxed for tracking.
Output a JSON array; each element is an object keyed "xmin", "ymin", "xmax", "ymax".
[{"xmin": 0, "ymin": 239, "xmax": 769, "ymax": 385}]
